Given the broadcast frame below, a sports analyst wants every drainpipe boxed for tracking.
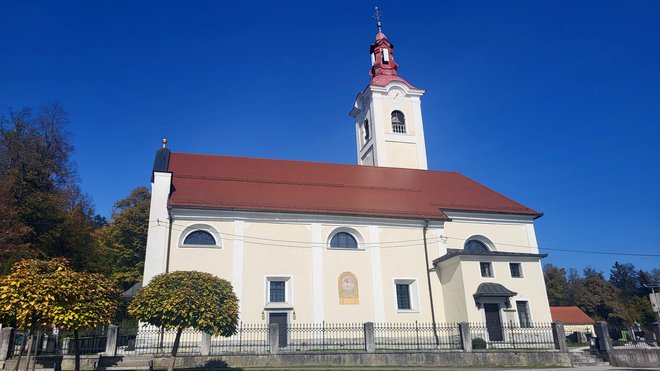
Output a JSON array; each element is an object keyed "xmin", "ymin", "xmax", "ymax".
[
  {"xmin": 423, "ymin": 220, "xmax": 440, "ymax": 346},
  {"xmin": 165, "ymin": 207, "xmax": 173, "ymax": 273}
]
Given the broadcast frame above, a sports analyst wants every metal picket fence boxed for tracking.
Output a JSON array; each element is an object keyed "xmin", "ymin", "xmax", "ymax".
[
  {"xmin": 469, "ymin": 322, "xmax": 555, "ymax": 350},
  {"xmin": 7, "ymin": 329, "xmax": 108, "ymax": 357},
  {"xmin": 210, "ymin": 323, "xmax": 270, "ymax": 354},
  {"xmin": 374, "ymin": 322, "xmax": 462, "ymax": 350},
  {"xmin": 5, "ymin": 321, "xmax": 565, "ymax": 357},
  {"xmin": 116, "ymin": 328, "xmax": 203, "ymax": 355},
  {"xmin": 283, "ymin": 322, "xmax": 364, "ymax": 352}
]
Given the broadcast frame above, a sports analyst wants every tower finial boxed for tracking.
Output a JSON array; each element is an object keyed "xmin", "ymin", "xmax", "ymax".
[
  {"xmin": 373, "ymin": 6, "xmax": 383, "ymax": 32},
  {"xmin": 162, "ymin": 125, "xmax": 167, "ymax": 148}
]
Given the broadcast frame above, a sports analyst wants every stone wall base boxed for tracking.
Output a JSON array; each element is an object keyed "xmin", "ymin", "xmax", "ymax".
[
  {"xmin": 2, "ymin": 351, "xmax": 572, "ymax": 370},
  {"xmin": 151, "ymin": 351, "xmax": 571, "ymax": 369},
  {"xmin": 609, "ymin": 348, "xmax": 660, "ymax": 368}
]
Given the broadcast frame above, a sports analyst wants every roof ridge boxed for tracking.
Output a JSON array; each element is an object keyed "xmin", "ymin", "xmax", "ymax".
[{"xmin": 170, "ymin": 151, "xmax": 460, "ymax": 175}]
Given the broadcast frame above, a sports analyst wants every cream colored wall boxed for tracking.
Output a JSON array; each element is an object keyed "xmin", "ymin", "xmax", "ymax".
[
  {"xmin": 379, "ymin": 99, "xmax": 416, "ymax": 135},
  {"xmin": 153, "ymin": 211, "xmax": 551, "ymax": 326},
  {"xmin": 457, "ymin": 257, "xmax": 552, "ymax": 323},
  {"xmin": 564, "ymin": 324, "xmax": 595, "ymax": 334},
  {"xmin": 352, "ymin": 83, "xmax": 427, "ymax": 170},
  {"xmin": 379, "ymin": 227, "xmax": 433, "ymax": 323},
  {"xmin": 320, "ymin": 225, "xmax": 375, "ymax": 322},
  {"xmin": 444, "ymin": 221, "xmax": 534, "ymax": 254},
  {"xmin": 168, "ymin": 220, "xmax": 235, "ymax": 282},
  {"xmin": 385, "ymin": 142, "xmax": 419, "ymax": 169},
  {"xmin": 436, "ymin": 259, "xmax": 467, "ymax": 323},
  {"xmin": 241, "ymin": 222, "xmax": 313, "ymax": 323},
  {"xmin": 430, "ymin": 217, "xmax": 551, "ymax": 324}
]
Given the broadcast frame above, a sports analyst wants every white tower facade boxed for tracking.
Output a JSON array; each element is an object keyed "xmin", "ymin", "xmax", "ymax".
[{"xmin": 349, "ymin": 30, "xmax": 428, "ymax": 170}]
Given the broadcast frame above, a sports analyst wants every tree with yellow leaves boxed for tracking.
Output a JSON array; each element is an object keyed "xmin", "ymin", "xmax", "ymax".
[
  {"xmin": 128, "ymin": 271, "xmax": 238, "ymax": 371},
  {"xmin": 0, "ymin": 258, "xmax": 119, "ymax": 371}
]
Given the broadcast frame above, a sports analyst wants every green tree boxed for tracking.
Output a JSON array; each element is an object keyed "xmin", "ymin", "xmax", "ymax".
[
  {"xmin": 619, "ymin": 296, "xmax": 656, "ymax": 326},
  {"xmin": 0, "ymin": 182, "xmax": 32, "ymax": 272},
  {"xmin": 609, "ymin": 262, "xmax": 639, "ymax": 300},
  {"xmin": 128, "ymin": 271, "xmax": 238, "ymax": 371},
  {"xmin": 94, "ymin": 187, "xmax": 150, "ymax": 289},
  {"xmin": 543, "ymin": 264, "xmax": 570, "ymax": 305},
  {"xmin": 573, "ymin": 274, "xmax": 623, "ymax": 321},
  {"xmin": 0, "ymin": 105, "xmax": 101, "ymax": 272},
  {"xmin": 0, "ymin": 258, "xmax": 119, "ymax": 371}
]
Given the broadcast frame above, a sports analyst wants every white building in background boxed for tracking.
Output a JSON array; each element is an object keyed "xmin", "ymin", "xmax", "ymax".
[{"xmin": 142, "ymin": 20, "xmax": 552, "ymax": 343}]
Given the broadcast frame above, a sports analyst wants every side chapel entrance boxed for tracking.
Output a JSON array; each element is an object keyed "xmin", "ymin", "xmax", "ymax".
[{"xmin": 484, "ymin": 303, "xmax": 503, "ymax": 341}]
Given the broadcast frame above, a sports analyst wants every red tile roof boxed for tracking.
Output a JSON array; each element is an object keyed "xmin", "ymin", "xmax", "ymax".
[
  {"xmin": 167, "ymin": 152, "xmax": 541, "ymax": 220},
  {"xmin": 550, "ymin": 306, "xmax": 595, "ymax": 324}
]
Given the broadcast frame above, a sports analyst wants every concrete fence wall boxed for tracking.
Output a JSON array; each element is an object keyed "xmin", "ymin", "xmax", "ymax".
[{"xmin": 591, "ymin": 321, "xmax": 660, "ymax": 368}]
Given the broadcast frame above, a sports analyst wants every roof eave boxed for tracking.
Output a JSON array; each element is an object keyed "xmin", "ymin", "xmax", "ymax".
[{"xmin": 168, "ymin": 203, "xmax": 451, "ymax": 222}]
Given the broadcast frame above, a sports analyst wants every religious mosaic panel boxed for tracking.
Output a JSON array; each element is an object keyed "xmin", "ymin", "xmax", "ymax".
[{"xmin": 338, "ymin": 271, "xmax": 359, "ymax": 304}]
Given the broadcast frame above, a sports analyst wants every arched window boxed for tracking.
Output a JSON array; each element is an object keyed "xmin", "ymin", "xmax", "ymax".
[
  {"xmin": 364, "ymin": 119, "xmax": 370, "ymax": 141},
  {"xmin": 330, "ymin": 232, "xmax": 358, "ymax": 249},
  {"xmin": 464, "ymin": 239, "xmax": 489, "ymax": 252},
  {"xmin": 183, "ymin": 230, "xmax": 216, "ymax": 246},
  {"xmin": 391, "ymin": 111, "xmax": 406, "ymax": 133}
]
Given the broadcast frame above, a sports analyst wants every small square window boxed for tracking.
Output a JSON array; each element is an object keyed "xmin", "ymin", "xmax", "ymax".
[
  {"xmin": 394, "ymin": 279, "xmax": 419, "ymax": 312},
  {"xmin": 480, "ymin": 262, "xmax": 493, "ymax": 278},
  {"xmin": 269, "ymin": 281, "xmax": 286, "ymax": 303},
  {"xmin": 516, "ymin": 301, "xmax": 532, "ymax": 328},
  {"xmin": 510, "ymin": 263, "xmax": 523, "ymax": 278},
  {"xmin": 396, "ymin": 283, "xmax": 411, "ymax": 310}
]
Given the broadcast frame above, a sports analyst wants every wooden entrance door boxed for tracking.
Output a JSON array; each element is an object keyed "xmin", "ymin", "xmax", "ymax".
[
  {"xmin": 269, "ymin": 312, "xmax": 288, "ymax": 348},
  {"xmin": 484, "ymin": 303, "xmax": 503, "ymax": 341}
]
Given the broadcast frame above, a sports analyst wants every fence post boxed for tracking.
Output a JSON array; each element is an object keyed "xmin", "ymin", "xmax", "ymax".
[
  {"xmin": 104, "ymin": 325, "xmax": 118, "ymax": 356},
  {"xmin": 268, "ymin": 323, "xmax": 279, "ymax": 354},
  {"xmin": 0, "ymin": 327, "xmax": 15, "ymax": 361},
  {"xmin": 200, "ymin": 333, "xmax": 211, "ymax": 356},
  {"xmin": 652, "ymin": 322, "xmax": 660, "ymax": 345},
  {"xmin": 594, "ymin": 321, "xmax": 612, "ymax": 355},
  {"xmin": 363, "ymin": 322, "xmax": 375, "ymax": 353},
  {"xmin": 62, "ymin": 337, "xmax": 71, "ymax": 355},
  {"xmin": 459, "ymin": 322, "xmax": 472, "ymax": 352},
  {"xmin": 551, "ymin": 322, "xmax": 568, "ymax": 352}
]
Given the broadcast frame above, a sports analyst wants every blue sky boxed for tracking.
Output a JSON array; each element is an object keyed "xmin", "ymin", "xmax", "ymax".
[{"xmin": 1, "ymin": 1, "xmax": 659, "ymax": 275}]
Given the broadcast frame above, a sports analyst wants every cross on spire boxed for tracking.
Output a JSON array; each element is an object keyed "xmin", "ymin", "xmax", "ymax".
[{"xmin": 372, "ymin": 6, "xmax": 383, "ymax": 32}]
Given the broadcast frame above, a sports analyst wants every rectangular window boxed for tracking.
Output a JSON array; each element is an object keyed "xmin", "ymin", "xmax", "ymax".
[
  {"xmin": 516, "ymin": 301, "xmax": 532, "ymax": 328},
  {"xmin": 480, "ymin": 262, "xmax": 493, "ymax": 278},
  {"xmin": 509, "ymin": 263, "xmax": 523, "ymax": 278},
  {"xmin": 395, "ymin": 283, "xmax": 411, "ymax": 310},
  {"xmin": 269, "ymin": 281, "xmax": 286, "ymax": 303}
]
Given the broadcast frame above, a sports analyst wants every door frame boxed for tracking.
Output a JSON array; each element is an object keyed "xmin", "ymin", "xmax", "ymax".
[
  {"xmin": 482, "ymin": 302, "xmax": 504, "ymax": 342},
  {"xmin": 267, "ymin": 311, "xmax": 290, "ymax": 348}
]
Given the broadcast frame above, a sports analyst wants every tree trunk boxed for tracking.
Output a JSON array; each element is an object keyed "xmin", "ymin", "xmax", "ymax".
[
  {"xmin": 166, "ymin": 328, "xmax": 183, "ymax": 371},
  {"xmin": 23, "ymin": 331, "xmax": 33, "ymax": 371},
  {"xmin": 73, "ymin": 330, "xmax": 80, "ymax": 371},
  {"xmin": 31, "ymin": 331, "xmax": 40, "ymax": 371}
]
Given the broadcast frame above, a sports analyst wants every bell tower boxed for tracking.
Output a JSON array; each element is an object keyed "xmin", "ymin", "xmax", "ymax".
[{"xmin": 349, "ymin": 9, "xmax": 428, "ymax": 170}]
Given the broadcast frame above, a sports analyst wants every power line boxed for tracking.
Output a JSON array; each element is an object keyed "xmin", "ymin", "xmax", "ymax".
[{"xmin": 147, "ymin": 220, "xmax": 660, "ymax": 257}]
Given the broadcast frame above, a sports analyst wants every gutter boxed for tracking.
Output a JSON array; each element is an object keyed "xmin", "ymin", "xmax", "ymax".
[
  {"xmin": 422, "ymin": 220, "xmax": 440, "ymax": 346},
  {"xmin": 165, "ymin": 206, "xmax": 173, "ymax": 273}
]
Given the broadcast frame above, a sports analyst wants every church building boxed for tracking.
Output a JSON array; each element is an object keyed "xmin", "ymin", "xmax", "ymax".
[{"xmin": 142, "ymin": 19, "xmax": 552, "ymax": 338}]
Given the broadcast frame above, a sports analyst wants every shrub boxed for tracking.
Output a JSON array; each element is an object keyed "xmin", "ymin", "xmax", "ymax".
[{"xmin": 472, "ymin": 337, "xmax": 487, "ymax": 349}]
